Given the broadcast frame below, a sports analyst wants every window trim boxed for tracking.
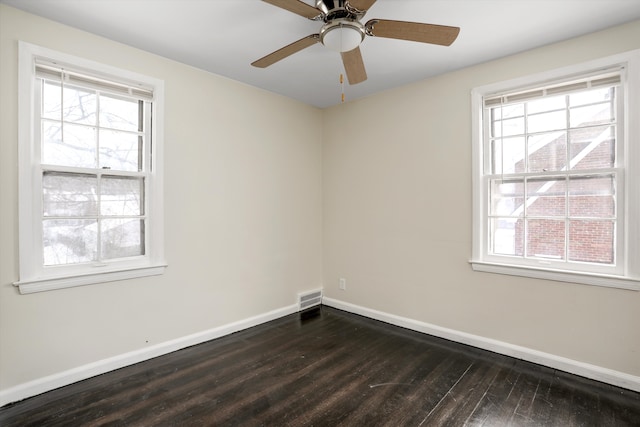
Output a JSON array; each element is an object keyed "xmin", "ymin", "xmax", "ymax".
[
  {"xmin": 471, "ymin": 49, "xmax": 640, "ymax": 291},
  {"xmin": 15, "ymin": 41, "xmax": 166, "ymax": 294}
]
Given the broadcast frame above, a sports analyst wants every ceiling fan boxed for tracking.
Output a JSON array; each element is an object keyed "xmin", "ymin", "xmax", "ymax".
[{"xmin": 251, "ymin": 0, "xmax": 460, "ymax": 85}]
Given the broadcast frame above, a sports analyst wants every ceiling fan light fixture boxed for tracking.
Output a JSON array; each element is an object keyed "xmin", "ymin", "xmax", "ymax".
[{"xmin": 320, "ymin": 20, "xmax": 365, "ymax": 52}]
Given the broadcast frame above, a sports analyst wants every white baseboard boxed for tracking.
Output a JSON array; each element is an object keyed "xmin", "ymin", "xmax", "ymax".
[
  {"xmin": 322, "ymin": 297, "xmax": 640, "ymax": 393},
  {"xmin": 0, "ymin": 304, "xmax": 298, "ymax": 407},
  {"xmin": 4, "ymin": 299, "xmax": 638, "ymax": 407}
]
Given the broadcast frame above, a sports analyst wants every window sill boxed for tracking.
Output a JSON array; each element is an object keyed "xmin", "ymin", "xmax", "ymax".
[
  {"xmin": 13, "ymin": 264, "xmax": 167, "ymax": 294},
  {"xmin": 470, "ymin": 260, "xmax": 640, "ymax": 291}
]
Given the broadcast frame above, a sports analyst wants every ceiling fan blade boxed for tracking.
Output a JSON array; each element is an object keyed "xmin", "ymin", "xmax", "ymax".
[
  {"xmin": 252, "ymin": 35, "xmax": 320, "ymax": 68},
  {"xmin": 262, "ymin": 0, "xmax": 323, "ymax": 19},
  {"xmin": 365, "ymin": 19, "xmax": 460, "ymax": 46},
  {"xmin": 347, "ymin": 0, "xmax": 377, "ymax": 12},
  {"xmin": 341, "ymin": 47, "xmax": 367, "ymax": 85}
]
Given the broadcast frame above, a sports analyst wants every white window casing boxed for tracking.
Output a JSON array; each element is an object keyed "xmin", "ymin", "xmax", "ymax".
[
  {"xmin": 471, "ymin": 49, "xmax": 640, "ymax": 291},
  {"xmin": 15, "ymin": 42, "xmax": 166, "ymax": 294}
]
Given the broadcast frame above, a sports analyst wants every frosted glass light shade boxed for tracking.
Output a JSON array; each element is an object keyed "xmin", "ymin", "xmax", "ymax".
[{"xmin": 321, "ymin": 25, "xmax": 364, "ymax": 52}]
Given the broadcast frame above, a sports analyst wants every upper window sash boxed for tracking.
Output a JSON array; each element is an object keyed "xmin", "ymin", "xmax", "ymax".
[{"xmin": 483, "ymin": 88, "xmax": 620, "ymax": 177}]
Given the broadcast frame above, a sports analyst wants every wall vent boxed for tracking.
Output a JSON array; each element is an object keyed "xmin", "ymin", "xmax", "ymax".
[{"xmin": 298, "ymin": 289, "xmax": 323, "ymax": 311}]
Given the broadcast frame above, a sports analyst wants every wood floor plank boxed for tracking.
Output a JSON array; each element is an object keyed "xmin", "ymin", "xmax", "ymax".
[{"xmin": 1, "ymin": 306, "xmax": 639, "ymax": 426}]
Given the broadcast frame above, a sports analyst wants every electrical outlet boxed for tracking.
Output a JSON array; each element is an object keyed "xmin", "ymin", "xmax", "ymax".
[{"xmin": 339, "ymin": 278, "xmax": 346, "ymax": 290}]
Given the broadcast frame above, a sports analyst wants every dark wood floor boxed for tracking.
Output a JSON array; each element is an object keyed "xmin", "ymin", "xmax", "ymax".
[{"xmin": 1, "ymin": 306, "xmax": 639, "ymax": 426}]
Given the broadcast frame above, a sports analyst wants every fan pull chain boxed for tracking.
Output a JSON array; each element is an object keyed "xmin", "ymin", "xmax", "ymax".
[{"xmin": 340, "ymin": 22, "xmax": 345, "ymax": 103}]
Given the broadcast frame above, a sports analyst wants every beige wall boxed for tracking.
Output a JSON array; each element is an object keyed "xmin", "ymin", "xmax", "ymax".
[
  {"xmin": 1, "ymin": 3, "xmax": 639, "ymax": 396},
  {"xmin": 323, "ymin": 20, "xmax": 640, "ymax": 375},
  {"xmin": 0, "ymin": 5, "xmax": 322, "ymax": 390}
]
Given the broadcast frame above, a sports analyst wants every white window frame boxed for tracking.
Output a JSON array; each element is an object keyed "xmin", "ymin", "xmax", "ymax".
[
  {"xmin": 15, "ymin": 42, "xmax": 166, "ymax": 294},
  {"xmin": 471, "ymin": 49, "xmax": 640, "ymax": 291}
]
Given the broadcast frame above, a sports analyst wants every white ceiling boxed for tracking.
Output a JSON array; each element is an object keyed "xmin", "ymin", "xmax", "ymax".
[{"xmin": 3, "ymin": 0, "xmax": 640, "ymax": 108}]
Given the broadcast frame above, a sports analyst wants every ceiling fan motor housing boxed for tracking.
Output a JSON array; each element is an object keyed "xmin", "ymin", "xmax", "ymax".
[
  {"xmin": 317, "ymin": 0, "xmax": 366, "ymax": 52},
  {"xmin": 316, "ymin": 0, "xmax": 366, "ymax": 19}
]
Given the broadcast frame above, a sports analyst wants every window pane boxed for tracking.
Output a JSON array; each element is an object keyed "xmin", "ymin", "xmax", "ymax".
[
  {"xmin": 568, "ymin": 220, "xmax": 614, "ymax": 264},
  {"xmin": 490, "ymin": 179, "xmax": 524, "ymax": 216},
  {"xmin": 99, "ymin": 95, "xmax": 141, "ymax": 132},
  {"xmin": 570, "ymin": 103, "xmax": 614, "ymax": 128},
  {"xmin": 101, "ymin": 218, "xmax": 144, "ymax": 259},
  {"xmin": 491, "ymin": 217, "xmax": 524, "ymax": 256},
  {"xmin": 42, "ymin": 81, "xmax": 61, "ymax": 120},
  {"xmin": 44, "ymin": 82, "xmax": 98, "ymax": 125},
  {"xmin": 569, "ymin": 87, "xmax": 614, "ymax": 107},
  {"xmin": 42, "ymin": 122, "xmax": 96, "ymax": 168},
  {"xmin": 43, "ymin": 219, "xmax": 97, "ymax": 265},
  {"xmin": 526, "ymin": 219, "xmax": 565, "ymax": 260},
  {"xmin": 527, "ymin": 132, "xmax": 567, "ymax": 172},
  {"xmin": 492, "ymin": 117, "xmax": 524, "ymax": 137},
  {"xmin": 43, "ymin": 172, "xmax": 97, "ymax": 217},
  {"xmin": 63, "ymin": 84, "xmax": 97, "ymax": 125},
  {"xmin": 101, "ymin": 176, "xmax": 144, "ymax": 216},
  {"xmin": 527, "ymin": 110, "xmax": 566, "ymax": 133},
  {"xmin": 526, "ymin": 178, "xmax": 566, "ymax": 217},
  {"xmin": 491, "ymin": 104, "xmax": 524, "ymax": 120},
  {"xmin": 491, "ymin": 137, "xmax": 525, "ymax": 174},
  {"xmin": 527, "ymin": 95, "xmax": 566, "ymax": 114},
  {"xmin": 569, "ymin": 125, "xmax": 614, "ymax": 170},
  {"xmin": 99, "ymin": 130, "xmax": 142, "ymax": 171},
  {"xmin": 569, "ymin": 175, "xmax": 615, "ymax": 218}
]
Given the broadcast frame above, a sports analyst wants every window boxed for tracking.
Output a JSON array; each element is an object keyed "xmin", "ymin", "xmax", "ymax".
[
  {"xmin": 471, "ymin": 50, "xmax": 640, "ymax": 290},
  {"xmin": 16, "ymin": 42, "xmax": 165, "ymax": 294}
]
